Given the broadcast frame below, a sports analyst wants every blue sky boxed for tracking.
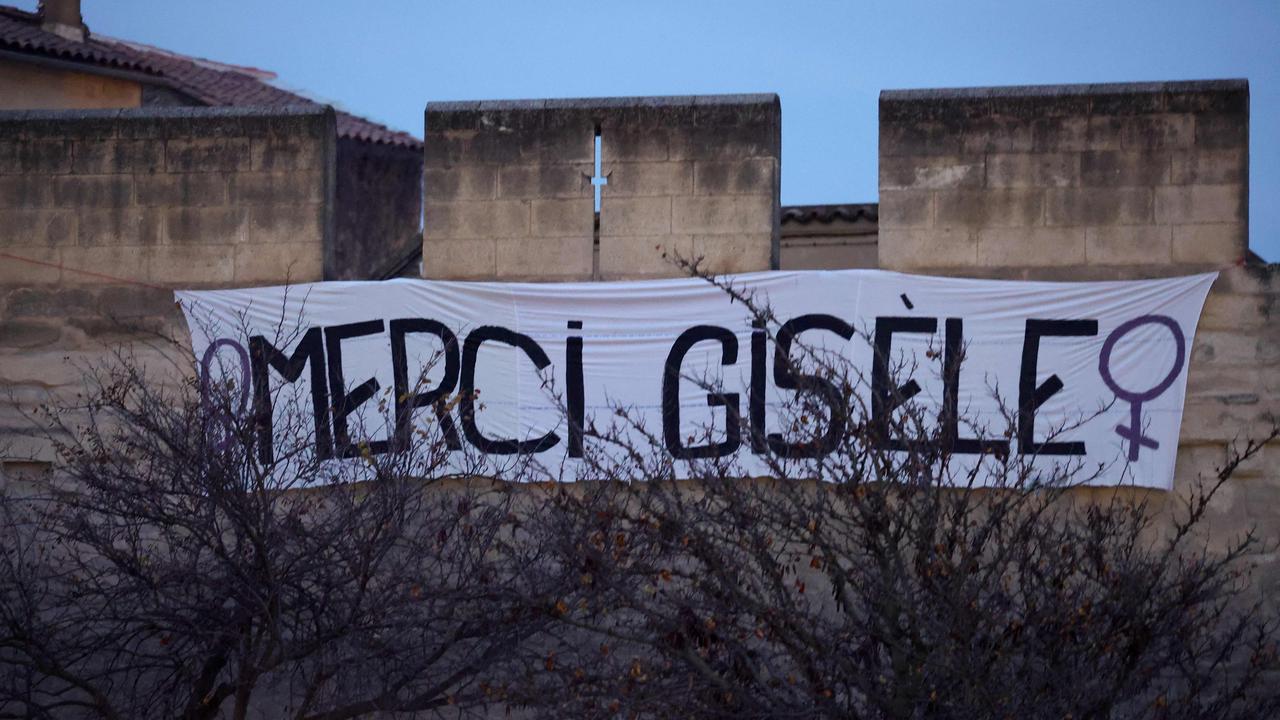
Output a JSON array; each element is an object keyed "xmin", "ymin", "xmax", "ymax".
[{"xmin": 50, "ymin": 1, "xmax": 1280, "ymax": 260}]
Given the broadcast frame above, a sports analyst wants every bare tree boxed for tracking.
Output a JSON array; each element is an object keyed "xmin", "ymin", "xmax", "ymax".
[
  {"xmin": 526, "ymin": 265, "xmax": 1280, "ymax": 720},
  {"xmin": 0, "ymin": 339, "xmax": 571, "ymax": 719}
]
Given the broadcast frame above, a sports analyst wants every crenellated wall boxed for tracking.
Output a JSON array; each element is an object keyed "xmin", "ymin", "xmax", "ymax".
[{"xmin": 422, "ymin": 95, "xmax": 780, "ymax": 280}]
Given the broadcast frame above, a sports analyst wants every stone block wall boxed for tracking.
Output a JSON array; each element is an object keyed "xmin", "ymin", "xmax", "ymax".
[
  {"xmin": 423, "ymin": 94, "xmax": 780, "ymax": 280},
  {"xmin": 878, "ymin": 80, "xmax": 1248, "ymax": 276},
  {"xmin": 877, "ymin": 80, "xmax": 1277, "ymax": 552},
  {"xmin": 0, "ymin": 106, "xmax": 335, "ymax": 467},
  {"xmin": 331, "ymin": 136, "xmax": 423, "ymax": 280}
]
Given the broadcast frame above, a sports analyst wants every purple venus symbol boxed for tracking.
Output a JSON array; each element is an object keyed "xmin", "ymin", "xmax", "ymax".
[
  {"xmin": 1098, "ymin": 315, "xmax": 1186, "ymax": 462},
  {"xmin": 200, "ymin": 338, "xmax": 251, "ymax": 451}
]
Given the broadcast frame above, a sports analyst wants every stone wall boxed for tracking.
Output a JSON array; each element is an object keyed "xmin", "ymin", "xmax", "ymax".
[
  {"xmin": 878, "ymin": 80, "xmax": 1278, "ymax": 556},
  {"xmin": 422, "ymin": 94, "xmax": 780, "ymax": 280},
  {"xmin": 331, "ymin": 136, "xmax": 423, "ymax": 280},
  {"xmin": 0, "ymin": 105, "xmax": 335, "ymax": 467}
]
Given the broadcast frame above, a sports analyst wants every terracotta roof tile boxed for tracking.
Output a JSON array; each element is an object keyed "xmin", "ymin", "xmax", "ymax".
[{"xmin": 0, "ymin": 5, "xmax": 420, "ymax": 148}]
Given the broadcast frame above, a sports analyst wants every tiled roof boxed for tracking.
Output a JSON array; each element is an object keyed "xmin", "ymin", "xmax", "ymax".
[
  {"xmin": 0, "ymin": 5, "xmax": 420, "ymax": 148},
  {"xmin": 781, "ymin": 203, "xmax": 879, "ymax": 225}
]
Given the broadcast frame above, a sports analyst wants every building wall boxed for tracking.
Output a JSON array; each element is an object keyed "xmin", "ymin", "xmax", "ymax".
[
  {"xmin": 779, "ymin": 205, "xmax": 879, "ymax": 270},
  {"xmin": 422, "ymin": 95, "xmax": 780, "ymax": 280},
  {"xmin": 330, "ymin": 136, "xmax": 423, "ymax": 280},
  {"xmin": 0, "ymin": 58, "xmax": 142, "ymax": 109},
  {"xmin": 0, "ymin": 105, "xmax": 335, "ymax": 467},
  {"xmin": 878, "ymin": 80, "xmax": 1278, "ymax": 562}
]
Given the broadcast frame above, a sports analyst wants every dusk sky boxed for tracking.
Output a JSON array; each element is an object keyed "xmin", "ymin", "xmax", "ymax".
[{"xmin": 49, "ymin": 0, "xmax": 1280, "ymax": 260}]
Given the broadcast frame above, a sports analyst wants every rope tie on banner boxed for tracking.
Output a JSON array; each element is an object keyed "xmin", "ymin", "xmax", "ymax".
[{"xmin": 0, "ymin": 251, "xmax": 171, "ymax": 291}]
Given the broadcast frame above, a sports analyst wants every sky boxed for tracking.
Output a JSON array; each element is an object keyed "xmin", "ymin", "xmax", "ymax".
[{"xmin": 44, "ymin": 0, "xmax": 1280, "ymax": 260}]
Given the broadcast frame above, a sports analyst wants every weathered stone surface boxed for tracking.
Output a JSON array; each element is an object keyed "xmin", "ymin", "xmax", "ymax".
[
  {"xmin": 1171, "ymin": 223, "xmax": 1245, "ymax": 264},
  {"xmin": 692, "ymin": 233, "xmax": 773, "ymax": 274},
  {"xmin": 228, "ymin": 171, "xmax": 323, "ymax": 205},
  {"xmin": 77, "ymin": 208, "xmax": 163, "ymax": 246},
  {"xmin": 1169, "ymin": 149, "xmax": 1246, "ymax": 185},
  {"xmin": 1155, "ymin": 185, "xmax": 1245, "ymax": 225},
  {"xmin": 600, "ymin": 161, "xmax": 692, "ymax": 197},
  {"xmin": 880, "ymin": 156, "xmax": 983, "ymax": 190},
  {"xmin": 986, "ymin": 153, "xmax": 1078, "ymax": 188},
  {"xmin": 691, "ymin": 160, "xmax": 772, "ymax": 195},
  {"xmin": 497, "ymin": 165, "xmax": 589, "ymax": 199},
  {"xmin": 935, "ymin": 189, "xmax": 1043, "ymax": 228},
  {"xmin": 422, "ymin": 237, "xmax": 496, "ymax": 279},
  {"xmin": 0, "ymin": 320, "xmax": 60, "ymax": 348},
  {"xmin": 164, "ymin": 207, "xmax": 247, "ymax": 245},
  {"xmin": 672, "ymin": 195, "xmax": 772, "ymax": 234},
  {"xmin": 601, "ymin": 196, "xmax": 671, "ymax": 237},
  {"xmin": 164, "ymin": 138, "xmax": 251, "ymax": 173},
  {"xmin": 877, "ymin": 190, "xmax": 933, "ymax": 228},
  {"xmin": 50, "ymin": 175, "xmax": 133, "ymax": 208},
  {"xmin": 531, "ymin": 198, "xmax": 593, "ymax": 237},
  {"xmin": 0, "ymin": 140, "xmax": 72, "ymax": 174},
  {"xmin": 233, "ymin": 242, "xmax": 322, "ymax": 284},
  {"xmin": 1079, "ymin": 150, "xmax": 1171, "ymax": 187},
  {"xmin": 1, "ymin": 210, "xmax": 76, "ymax": 246},
  {"xmin": 495, "ymin": 236, "xmax": 592, "ymax": 279},
  {"xmin": 72, "ymin": 139, "xmax": 163, "ymax": 174},
  {"xmin": 135, "ymin": 173, "xmax": 227, "ymax": 207},
  {"xmin": 598, "ymin": 235, "xmax": 693, "ymax": 278},
  {"xmin": 1084, "ymin": 226, "xmax": 1172, "ymax": 265},
  {"xmin": 878, "ymin": 228, "xmax": 978, "ymax": 268},
  {"xmin": 977, "ymin": 227, "xmax": 1086, "ymax": 266},
  {"xmin": 1045, "ymin": 187, "xmax": 1152, "ymax": 226},
  {"xmin": 425, "ymin": 200, "xmax": 529, "ymax": 239}
]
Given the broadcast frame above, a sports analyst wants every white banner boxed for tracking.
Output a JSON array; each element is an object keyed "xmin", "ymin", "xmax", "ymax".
[{"xmin": 177, "ymin": 270, "xmax": 1215, "ymax": 489}]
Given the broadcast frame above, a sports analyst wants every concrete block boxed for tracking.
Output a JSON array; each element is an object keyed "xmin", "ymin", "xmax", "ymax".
[
  {"xmin": 233, "ymin": 242, "xmax": 323, "ymax": 284},
  {"xmin": 985, "ymin": 153, "xmax": 1079, "ymax": 188},
  {"xmin": 59, "ymin": 246, "xmax": 151, "ymax": 285},
  {"xmin": 425, "ymin": 200, "xmax": 528, "ymax": 239},
  {"xmin": 878, "ymin": 228, "xmax": 978, "ymax": 269},
  {"xmin": 1155, "ymin": 185, "xmax": 1245, "ymax": 225},
  {"xmin": 1085, "ymin": 226, "xmax": 1172, "ymax": 265},
  {"xmin": 1170, "ymin": 149, "xmax": 1246, "ymax": 185},
  {"xmin": 426, "ymin": 166, "xmax": 498, "ymax": 200},
  {"xmin": 148, "ymin": 245, "xmax": 235, "ymax": 285},
  {"xmin": 1031, "ymin": 117, "xmax": 1092, "ymax": 152},
  {"xmin": 935, "ymin": 189, "xmax": 1043, "ymax": 228},
  {"xmin": 671, "ymin": 195, "xmax": 772, "ymax": 234},
  {"xmin": 1198, "ymin": 292, "xmax": 1270, "ymax": 331},
  {"xmin": 606, "ymin": 161, "xmax": 694, "ymax": 197},
  {"xmin": 0, "ymin": 210, "xmax": 75, "ymax": 246},
  {"xmin": 1045, "ymin": 187, "xmax": 1152, "ymax": 226},
  {"xmin": 495, "ymin": 237, "xmax": 592, "ymax": 279},
  {"xmin": 422, "ymin": 237, "xmax": 496, "ymax": 279},
  {"xmin": 880, "ymin": 156, "xmax": 983, "ymax": 190},
  {"xmin": 250, "ymin": 136, "xmax": 322, "ymax": 171},
  {"xmin": 0, "ymin": 140, "xmax": 72, "ymax": 174},
  {"xmin": 960, "ymin": 118, "xmax": 1035, "ymax": 154},
  {"xmin": 878, "ymin": 190, "xmax": 934, "ymax": 229},
  {"xmin": 601, "ymin": 196, "xmax": 671, "ymax": 237},
  {"xmin": 530, "ymin": 198, "xmax": 593, "ymax": 237},
  {"xmin": 77, "ymin": 208, "xmax": 163, "ymax": 246},
  {"xmin": 604, "ymin": 128, "xmax": 669, "ymax": 162},
  {"xmin": 1079, "ymin": 150, "xmax": 1171, "ymax": 187},
  {"xmin": 164, "ymin": 207, "xmax": 247, "ymax": 246},
  {"xmin": 692, "ymin": 234, "xmax": 774, "ymax": 274},
  {"xmin": 164, "ymin": 138, "xmax": 251, "ymax": 173},
  {"xmin": 1194, "ymin": 113, "xmax": 1248, "ymax": 149},
  {"xmin": 668, "ymin": 124, "xmax": 779, "ymax": 162},
  {"xmin": 247, "ymin": 204, "xmax": 325, "ymax": 244},
  {"xmin": 977, "ymin": 227, "xmax": 1086, "ymax": 267},
  {"xmin": 691, "ymin": 159, "xmax": 772, "ymax": 195},
  {"xmin": 1095, "ymin": 114, "xmax": 1195, "ymax": 150},
  {"xmin": 0, "ymin": 247, "xmax": 60, "ymax": 283},
  {"xmin": 1171, "ymin": 224, "xmax": 1246, "ymax": 264},
  {"xmin": 0, "ymin": 177, "xmax": 53, "ymax": 209},
  {"xmin": 72, "ymin": 139, "xmax": 163, "ymax": 174},
  {"xmin": 598, "ymin": 235, "xmax": 694, "ymax": 278},
  {"xmin": 228, "ymin": 171, "xmax": 323, "ymax": 205},
  {"xmin": 135, "ymin": 173, "xmax": 227, "ymax": 207},
  {"xmin": 879, "ymin": 121, "xmax": 965, "ymax": 157},
  {"xmin": 50, "ymin": 175, "xmax": 132, "ymax": 208},
  {"xmin": 497, "ymin": 165, "xmax": 590, "ymax": 199}
]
